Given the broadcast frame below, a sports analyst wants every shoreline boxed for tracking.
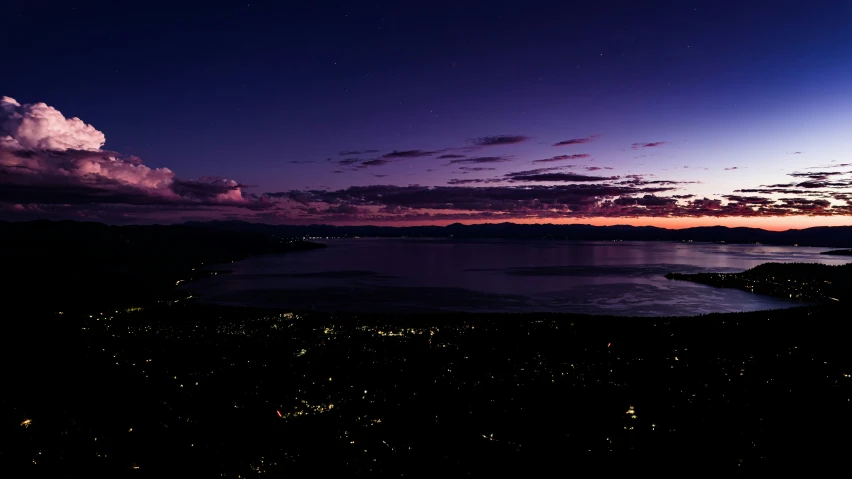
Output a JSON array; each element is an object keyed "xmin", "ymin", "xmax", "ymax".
[{"xmin": 665, "ymin": 262, "xmax": 849, "ymax": 304}]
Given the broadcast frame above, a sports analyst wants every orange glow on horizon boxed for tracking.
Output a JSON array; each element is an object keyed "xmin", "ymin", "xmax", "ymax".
[
  {"xmin": 324, "ymin": 216, "xmax": 852, "ymax": 231},
  {"xmin": 507, "ymin": 216, "xmax": 852, "ymax": 231}
]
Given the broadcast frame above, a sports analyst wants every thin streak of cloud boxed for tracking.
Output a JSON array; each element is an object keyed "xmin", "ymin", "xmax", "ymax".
[
  {"xmin": 631, "ymin": 141, "xmax": 668, "ymax": 149},
  {"xmin": 469, "ymin": 135, "xmax": 530, "ymax": 146},
  {"xmin": 532, "ymin": 153, "xmax": 591, "ymax": 163},
  {"xmin": 552, "ymin": 135, "xmax": 598, "ymax": 147}
]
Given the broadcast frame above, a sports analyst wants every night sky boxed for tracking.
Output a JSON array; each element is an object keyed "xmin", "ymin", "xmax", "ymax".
[{"xmin": 2, "ymin": 1, "xmax": 851, "ymax": 228}]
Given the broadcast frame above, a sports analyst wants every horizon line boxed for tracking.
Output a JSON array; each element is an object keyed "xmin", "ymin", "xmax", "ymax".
[{"xmin": 8, "ymin": 217, "xmax": 852, "ymax": 234}]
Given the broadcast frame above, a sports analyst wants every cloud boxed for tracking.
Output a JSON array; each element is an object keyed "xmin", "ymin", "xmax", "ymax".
[
  {"xmin": 339, "ymin": 149, "xmax": 379, "ymax": 156},
  {"xmin": 316, "ymin": 203, "xmax": 365, "ymax": 216},
  {"xmin": 172, "ymin": 177, "xmax": 250, "ymax": 203},
  {"xmin": 360, "ymin": 158, "xmax": 392, "ymax": 167},
  {"xmin": 503, "ymin": 167, "xmax": 561, "ymax": 176},
  {"xmin": 447, "ymin": 156, "xmax": 513, "ymax": 165},
  {"xmin": 723, "ymin": 167, "xmax": 740, "ymax": 170},
  {"xmin": 687, "ymin": 198, "xmax": 723, "ymax": 210},
  {"xmin": 469, "ymin": 135, "xmax": 529, "ymax": 146},
  {"xmin": 778, "ymin": 198, "xmax": 832, "ymax": 212},
  {"xmin": 263, "ymin": 175, "xmax": 852, "ymax": 222},
  {"xmin": 265, "ymin": 190, "xmax": 308, "ymax": 203},
  {"xmin": 493, "ymin": 167, "xmax": 623, "ymax": 183},
  {"xmin": 447, "ymin": 178, "xmax": 503, "ymax": 185},
  {"xmin": 613, "ymin": 195, "xmax": 677, "ymax": 206},
  {"xmin": 806, "ymin": 163, "xmax": 852, "ymax": 169},
  {"xmin": 794, "ymin": 179, "xmax": 852, "ymax": 189},
  {"xmin": 0, "ymin": 96, "xmax": 267, "ymax": 210},
  {"xmin": 552, "ymin": 136, "xmax": 598, "ymax": 147},
  {"xmin": 382, "ymin": 149, "xmax": 442, "ymax": 158},
  {"xmin": 274, "ymin": 183, "xmax": 678, "ymax": 216},
  {"xmin": 337, "ymin": 155, "xmax": 411, "ymax": 168},
  {"xmin": 1, "ymin": 96, "xmax": 105, "ymax": 151},
  {"xmin": 506, "ymin": 172, "xmax": 619, "ymax": 183},
  {"xmin": 6, "ymin": 97, "xmax": 851, "ymax": 224},
  {"xmin": 735, "ymin": 188, "xmax": 829, "ymax": 195},
  {"xmin": 289, "ymin": 159, "xmax": 316, "ymax": 164},
  {"xmin": 332, "ymin": 149, "xmax": 448, "ymax": 168},
  {"xmin": 532, "ymin": 153, "xmax": 591, "ymax": 163},
  {"xmin": 788, "ymin": 171, "xmax": 851, "ymax": 180},
  {"xmin": 618, "ymin": 176, "xmax": 693, "ymax": 187},
  {"xmin": 631, "ymin": 141, "xmax": 668, "ymax": 149},
  {"xmin": 337, "ymin": 158, "xmax": 363, "ymax": 166},
  {"xmin": 722, "ymin": 195, "xmax": 776, "ymax": 205}
]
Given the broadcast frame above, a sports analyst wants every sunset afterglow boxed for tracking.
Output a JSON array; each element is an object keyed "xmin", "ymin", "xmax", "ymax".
[{"xmin": 2, "ymin": 2, "xmax": 851, "ymax": 229}]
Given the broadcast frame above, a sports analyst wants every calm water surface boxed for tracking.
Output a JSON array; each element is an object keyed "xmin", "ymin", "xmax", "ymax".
[{"xmin": 183, "ymin": 239, "xmax": 849, "ymax": 316}]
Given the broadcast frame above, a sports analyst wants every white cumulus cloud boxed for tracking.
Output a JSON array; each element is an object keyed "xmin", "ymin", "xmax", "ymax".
[
  {"xmin": 0, "ymin": 96, "xmax": 267, "ymax": 210},
  {"xmin": 1, "ymin": 96, "xmax": 105, "ymax": 151}
]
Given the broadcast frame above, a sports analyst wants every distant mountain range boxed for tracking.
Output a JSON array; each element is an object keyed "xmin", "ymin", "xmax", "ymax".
[{"xmin": 184, "ymin": 220, "xmax": 852, "ymax": 248}]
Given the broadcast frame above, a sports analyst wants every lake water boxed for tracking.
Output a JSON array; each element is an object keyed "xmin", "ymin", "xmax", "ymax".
[{"xmin": 182, "ymin": 239, "xmax": 849, "ymax": 316}]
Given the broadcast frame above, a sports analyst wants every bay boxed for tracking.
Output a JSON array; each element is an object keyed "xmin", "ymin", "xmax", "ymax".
[{"xmin": 181, "ymin": 239, "xmax": 849, "ymax": 316}]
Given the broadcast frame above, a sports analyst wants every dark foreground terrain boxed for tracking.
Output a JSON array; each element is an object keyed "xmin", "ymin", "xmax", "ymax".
[
  {"xmin": 0, "ymin": 220, "xmax": 325, "ymax": 313},
  {"xmin": 3, "ymin": 220, "xmax": 850, "ymax": 477},
  {"xmin": 3, "ymin": 303, "xmax": 851, "ymax": 477}
]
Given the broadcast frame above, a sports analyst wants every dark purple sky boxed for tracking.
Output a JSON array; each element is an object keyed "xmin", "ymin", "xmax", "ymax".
[{"xmin": 2, "ymin": 1, "xmax": 851, "ymax": 228}]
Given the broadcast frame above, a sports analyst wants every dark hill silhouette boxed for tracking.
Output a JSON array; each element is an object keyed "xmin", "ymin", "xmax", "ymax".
[
  {"xmin": 0, "ymin": 220, "xmax": 325, "ymax": 313},
  {"xmin": 184, "ymin": 220, "xmax": 852, "ymax": 247}
]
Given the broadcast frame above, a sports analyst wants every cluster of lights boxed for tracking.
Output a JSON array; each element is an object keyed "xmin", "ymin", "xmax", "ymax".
[{"xmin": 276, "ymin": 401, "xmax": 335, "ymax": 420}]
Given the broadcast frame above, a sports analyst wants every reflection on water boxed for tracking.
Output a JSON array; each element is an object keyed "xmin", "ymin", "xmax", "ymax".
[{"xmin": 182, "ymin": 239, "xmax": 848, "ymax": 316}]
